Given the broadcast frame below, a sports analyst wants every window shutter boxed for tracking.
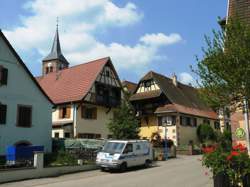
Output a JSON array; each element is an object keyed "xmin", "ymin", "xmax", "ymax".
[
  {"xmin": 81, "ymin": 105, "xmax": 85, "ymax": 118},
  {"xmin": 93, "ymin": 107, "xmax": 97, "ymax": 119},
  {"xmin": 66, "ymin": 106, "xmax": 71, "ymax": 118},
  {"xmin": 59, "ymin": 107, "xmax": 63, "ymax": 119},
  {"xmin": 2, "ymin": 68, "xmax": 8, "ymax": 85},
  {"xmin": 0, "ymin": 104, "xmax": 7, "ymax": 124}
]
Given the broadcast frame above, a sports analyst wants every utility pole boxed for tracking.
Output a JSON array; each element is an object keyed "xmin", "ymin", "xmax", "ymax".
[{"xmin": 243, "ymin": 97, "xmax": 250, "ymax": 154}]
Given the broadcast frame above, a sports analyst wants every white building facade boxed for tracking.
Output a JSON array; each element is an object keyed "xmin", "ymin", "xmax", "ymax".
[{"xmin": 0, "ymin": 31, "xmax": 53, "ymax": 155}]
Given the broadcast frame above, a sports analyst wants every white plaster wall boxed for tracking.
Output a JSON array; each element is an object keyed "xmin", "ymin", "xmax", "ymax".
[
  {"xmin": 52, "ymin": 105, "xmax": 73, "ymax": 123},
  {"xmin": 0, "ymin": 36, "xmax": 52, "ymax": 155}
]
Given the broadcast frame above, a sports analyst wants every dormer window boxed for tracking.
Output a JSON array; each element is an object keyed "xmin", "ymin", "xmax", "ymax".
[{"xmin": 0, "ymin": 66, "xmax": 8, "ymax": 86}]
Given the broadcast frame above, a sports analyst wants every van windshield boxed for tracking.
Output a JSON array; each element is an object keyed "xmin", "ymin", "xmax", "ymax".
[{"xmin": 103, "ymin": 142, "xmax": 125, "ymax": 154}]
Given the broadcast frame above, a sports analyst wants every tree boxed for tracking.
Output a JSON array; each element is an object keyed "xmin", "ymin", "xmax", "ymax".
[
  {"xmin": 197, "ymin": 124, "xmax": 216, "ymax": 143},
  {"xmin": 193, "ymin": 18, "xmax": 250, "ymax": 111},
  {"xmin": 107, "ymin": 100, "xmax": 140, "ymax": 139}
]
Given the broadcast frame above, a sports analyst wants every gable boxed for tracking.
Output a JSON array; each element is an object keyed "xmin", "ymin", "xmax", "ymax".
[
  {"xmin": 0, "ymin": 31, "xmax": 53, "ymax": 105},
  {"xmin": 84, "ymin": 61, "xmax": 122, "ymax": 105}
]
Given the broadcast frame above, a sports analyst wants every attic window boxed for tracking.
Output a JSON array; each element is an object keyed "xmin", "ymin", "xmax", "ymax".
[
  {"xmin": 144, "ymin": 80, "xmax": 151, "ymax": 88},
  {"xmin": 105, "ymin": 70, "xmax": 110, "ymax": 77}
]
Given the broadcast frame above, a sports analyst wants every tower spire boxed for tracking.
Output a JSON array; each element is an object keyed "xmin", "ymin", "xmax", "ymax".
[{"xmin": 42, "ymin": 18, "xmax": 69, "ymax": 75}]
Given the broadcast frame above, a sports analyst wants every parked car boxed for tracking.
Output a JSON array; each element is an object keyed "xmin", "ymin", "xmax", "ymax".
[{"xmin": 96, "ymin": 140, "xmax": 153, "ymax": 171}]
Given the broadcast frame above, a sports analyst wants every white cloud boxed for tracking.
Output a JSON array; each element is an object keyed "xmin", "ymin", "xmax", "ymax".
[
  {"xmin": 140, "ymin": 33, "xmax": 182, "ymax": 47},
  {"xmin": 179, "ymin": 72, "xmax": 196, "ymax": 86},
  {"xmin": 3, "ymin": 0, "xmax": 183, "ymax": 74}
]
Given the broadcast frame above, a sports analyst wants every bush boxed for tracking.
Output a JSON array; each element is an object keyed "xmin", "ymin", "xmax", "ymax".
[
  {"xmin": 44, "ymin": 151, "xmax": 77, "ymax": 166},
  {"xmin": 216, "ymin": 130, "xmax": 232, "ymax": 152},
  {"xmin": 0, "ymin": 156, "xmax": 5, "ymax": 165},
  {"xmin": 197, "ymin": 124, "xmax": 216, "ymax": 143}
]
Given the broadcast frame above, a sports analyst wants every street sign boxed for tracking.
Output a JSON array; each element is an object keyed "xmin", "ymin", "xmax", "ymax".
[{"xmin": 235, "ymin": 128, "xmax": 245, "ymax": 139}]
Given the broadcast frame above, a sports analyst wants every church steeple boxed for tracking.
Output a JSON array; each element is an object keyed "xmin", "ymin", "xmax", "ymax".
[{"xmin": 42, "ymin": 21, "xmax": 69, "ymax": 75}]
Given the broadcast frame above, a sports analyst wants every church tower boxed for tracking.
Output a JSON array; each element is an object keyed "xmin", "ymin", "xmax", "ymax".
[{"xmin": 42, "ymin": 25, "xmax": 69, "ymax": 75}]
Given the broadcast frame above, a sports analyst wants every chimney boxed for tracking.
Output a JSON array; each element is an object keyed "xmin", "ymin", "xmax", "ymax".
[{"xmin": 172, "ymin": 74, "xmax": 178, "ymax": 87}]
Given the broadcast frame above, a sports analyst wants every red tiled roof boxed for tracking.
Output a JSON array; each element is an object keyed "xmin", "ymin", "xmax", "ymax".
[
  {"xmin": 155, "ymin": 104, "xmax": 218, "ymax": 119},
  {"xmin": 37, "ymin": 57, "xmax": 110, "ymax": 104}
]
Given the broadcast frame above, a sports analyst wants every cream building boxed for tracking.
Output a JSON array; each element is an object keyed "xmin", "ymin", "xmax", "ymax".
[
  {"xmin": 0, "ymin": 30, "xmax": 53, "ymax": 155},
  {"xmin": 37, "ymin": 28, "xmax": 122, "ymax": 139}
]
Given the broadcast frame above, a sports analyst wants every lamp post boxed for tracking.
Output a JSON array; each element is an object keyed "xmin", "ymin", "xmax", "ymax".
[
  {"xmin": 162, "ymin": 122, "xmax": 168, "ymax": 160},
  {"xmin": 243, "ymin": 96, "xmax": 250, "ymax": 154}
]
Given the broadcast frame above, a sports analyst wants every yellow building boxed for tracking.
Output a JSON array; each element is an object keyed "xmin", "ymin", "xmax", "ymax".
[
  {"xmin": 37, "ymin": 28, "xmax": 122, "ymax": 139},
  {"xmin": 130, "ymin": 71, "xmax": 221, "ymax": 146}
]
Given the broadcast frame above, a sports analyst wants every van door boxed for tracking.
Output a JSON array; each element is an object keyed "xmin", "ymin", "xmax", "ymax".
[
  {"xmin": 135, "ymin": 143, "xmax": 144, "ymax": 165},
  {"xmin": 122, "ymin": 143, "xmax": 136, "ymax": 167}
]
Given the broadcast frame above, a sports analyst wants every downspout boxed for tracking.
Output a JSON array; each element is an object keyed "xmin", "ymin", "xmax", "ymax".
[{"xmin": 73, "ymin": 104, "xmax": 77, "ymax": 138}]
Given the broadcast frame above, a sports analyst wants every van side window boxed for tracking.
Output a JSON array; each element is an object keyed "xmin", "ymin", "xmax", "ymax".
[
  {"xmin": 136, "ymin": 144, "xmax": 141, "ymax": 150},
  {"xmin": 123, "ymin": 143, "xmax": 133, "ymax": 153}
]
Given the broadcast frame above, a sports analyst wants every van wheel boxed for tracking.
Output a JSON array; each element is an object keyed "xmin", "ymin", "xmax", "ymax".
[
  {"xmin": 145, "ymin": 160, "xmax": 152, "ymax": 168},
  {"xmin": 100, "ymin": 167, "xmax": 106, "ymax": 172},
  {"xmin": 120, "ymin": 162, "xmax": 127, "ymax": 172}
]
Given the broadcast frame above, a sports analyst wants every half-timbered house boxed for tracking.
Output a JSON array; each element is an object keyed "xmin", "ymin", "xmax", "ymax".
[
  {"xmin": 37, "ymin": 28, "xmax": 122, "ymax": 139},
  {"xmin": 130, "ymin": 71, "xmax": 220, "ymax": 146}
]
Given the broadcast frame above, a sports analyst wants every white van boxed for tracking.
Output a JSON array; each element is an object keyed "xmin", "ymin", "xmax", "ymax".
[{"xmin": 96, "ymin": 140, "xmax": 153, "ymax": 171}]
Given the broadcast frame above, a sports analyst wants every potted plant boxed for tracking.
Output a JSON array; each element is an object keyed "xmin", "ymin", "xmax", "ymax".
[{"xmin": 202, "ymin": 144, "xmax": 250, "ymax": 187}]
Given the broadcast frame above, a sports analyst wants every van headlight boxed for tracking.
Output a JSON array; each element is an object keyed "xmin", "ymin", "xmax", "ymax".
[{"xmin": 113, "ymin": 154, "xmax": 120, "ymax": 160}]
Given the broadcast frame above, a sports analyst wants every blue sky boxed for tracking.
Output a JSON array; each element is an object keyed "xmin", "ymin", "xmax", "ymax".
[{"xmin": 0, "ymin": 0, "xmax": 227, "ymax": 85}]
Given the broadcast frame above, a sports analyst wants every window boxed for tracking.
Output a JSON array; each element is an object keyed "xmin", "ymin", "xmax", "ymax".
[
  {"xmin": 186, "ymin": 117, "xmax": 191, "ymax": 126},
  {"xmin": 81, "ymin": 106, "xmax": 97, "ymax": 119},
  {"xmin": 64, "ymin": 132, "xmax": 70, "ymax": 138},
  {"xmin": 214, "ymin": 121, "xmax": 220, "ymax": 130},
  {"xmin": 17, "ymin": 105, "xmax": 32, "ymax": 127},
  {"xmin": 136, "ymin": 144, "xmax": 141, "ymax": 150},
  {"xmin": 144, "ymin": 80, "xmax": 152, "ymax": 88},
  {"xmin": 0, "ymin": 66, "xmax": 8, "ymax": 85},
  {"xmin": 0, "ymin": 104, "xmax": 7, "ymax": 124},
  {"xmin": 123, "ymin": 143, "xmax": 133, "ymax": 153},
  {"xmin": 203, "ymin": 119, "xmax": 210, "ymax": 125},
  {"xmin": 180, "ymin": 116, "xmax": 183, "ymax": 125},
  {"xmin": 45, "ymin": 67, "xmax": 49, "ymax": 74},
  {"xmin": 105, "ymin": 70, "xmax": 110, "ymax": 77},
  {"xmin": 49, "ymin": 66, "xmax": 53, "ymax": 72},
  {"xmin": 59, "ymin": 106, "xmax": 71, "ymax": 119},
  {"xmin": 54, "ymin": 132, "xmax": 59, "ymax": 138},
  {"xmin": 193, "ymin": 118, "xmax": 197, "ymax": 127},
  {"xmin": 180, "ymin": 116, "xmax": 196, "ymax": 127}
]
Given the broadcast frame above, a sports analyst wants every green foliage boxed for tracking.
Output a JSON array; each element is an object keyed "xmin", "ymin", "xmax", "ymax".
[
  {"xmin": 0, "ymin": 156, "xmax": 5, "ymax": 165},
  {"xmin": 193, "ymin": 18, "xmax": 250, "ymax": 110},
  {"xmin": 44, "ymin": 151, "xmax": 77, "ymax": 166},
  {"xmin": 107, "ymin": 100, "xmax": 140, "ymax": 139},
  {"xmin": 216, "ymin": 130, "xmax": 232, "ymax": 152},
  {"xmin": 196, "ymin": 124, "xmax": 216, "ymax": 143}
]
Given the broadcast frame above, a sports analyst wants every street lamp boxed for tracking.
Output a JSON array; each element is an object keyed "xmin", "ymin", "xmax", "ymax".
[
  {"xmin": 162, "ymin": 120, "xmax": 169, "ymax": 160},
  {"xmin": 243, "ymin": 96, "xmax": 250, "ymax": 154}
]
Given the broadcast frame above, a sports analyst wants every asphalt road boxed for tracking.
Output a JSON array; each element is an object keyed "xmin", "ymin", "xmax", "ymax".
[{"xmin": 1, "ymin": 155, "xmax": 213, "ymax": 187}]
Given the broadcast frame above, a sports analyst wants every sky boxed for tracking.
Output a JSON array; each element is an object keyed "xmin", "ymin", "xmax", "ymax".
[{"xmin": 0, "ymin": 0, "xmax": 228, "ymax": 85}]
